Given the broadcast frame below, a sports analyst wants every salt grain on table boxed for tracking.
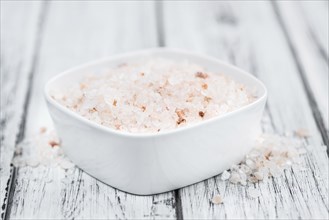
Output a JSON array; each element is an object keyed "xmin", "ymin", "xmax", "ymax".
[
  {"xmin": 221, "ymin": 170, "xmax": 231, "ymax": 181},
  {"xmin": 220, "ymin": 134, "xmax": 308, "ymax": 185},
  {"xmin": 294, "ymin": 128, "xmax": 310, "ymax": 138},
  {"xmin": 26, "ymin": 159, "xmax": 40, "ymax": 168},
  {"xmin": 211, "ymin": 194, "xmax": 223, "ymax": 204},
  {"xmin": 12, "ymin": 128, "xmax": 75, "ymax": 172},
  {"xmin": 58, "ymin": 159, "xmax": 75, "ymax": 170}
]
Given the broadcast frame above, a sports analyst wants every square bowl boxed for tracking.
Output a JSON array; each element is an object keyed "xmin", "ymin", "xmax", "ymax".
[{"xmin": 44, "ymin": 48, "xmax": 267, "ymax": 195}]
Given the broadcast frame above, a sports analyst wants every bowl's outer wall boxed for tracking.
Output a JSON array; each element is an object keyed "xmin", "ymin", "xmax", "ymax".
[
  {"xmin": 47, "ymin": 98, "xmax": 265, "ymax": 195},
  {"xmin": 45, "ymin": 48, "xmax": 267, "ymax": 195}
]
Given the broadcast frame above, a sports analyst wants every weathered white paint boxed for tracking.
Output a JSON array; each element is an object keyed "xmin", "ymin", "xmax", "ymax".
[
  {"xmin": 5, "ymin": 1, "xmax": 176, "ymax": 219},
  {"xmin": 0, "ymin": 1, "xmax": 43, "ymax": 218},
  {"xmin": 162, "ymin": 1, "xmax": 328, "ymax": 219},
  {"xmin": 276, "ymin": 1, "xmax": 328, "ymax": 129},
  {"xmin": 299, "ymin": 0, "xmax": 328, "ymax": 59}
]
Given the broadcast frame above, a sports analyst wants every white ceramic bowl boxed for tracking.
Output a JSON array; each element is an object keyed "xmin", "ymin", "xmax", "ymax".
[{"xmin": 45, "ymin": 48, "xmax": 267, "ymax": 195}]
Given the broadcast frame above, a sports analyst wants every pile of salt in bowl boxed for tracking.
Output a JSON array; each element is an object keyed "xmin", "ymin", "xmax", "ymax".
[{"xmin": 51, "ymin": 58, "xmax": 255, "ymax": 133}]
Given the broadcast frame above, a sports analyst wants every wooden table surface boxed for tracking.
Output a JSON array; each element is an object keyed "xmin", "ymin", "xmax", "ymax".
[{"xmin": 1, "ymin": 1, "xmax": 328, "ymax": 219}]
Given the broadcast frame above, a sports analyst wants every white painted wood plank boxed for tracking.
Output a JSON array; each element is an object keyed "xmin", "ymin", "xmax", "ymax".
[
  {"xmin": 299, "ymin": 0, "xmax": 328, "ymax": 59},
  {"xmin": 162, "ymin": 1, "xmax": 328, "ymax": 219},
  {"xmin": 7, "ymin": 1, "xmax": 176, "ymax": 219},
  {"xmin": 275, "ymin": 0, "xmax": 328, "ymax": 129},
  {"xmin": 0, "ymin": 1, "xmax": 43, "ymax": 218}
]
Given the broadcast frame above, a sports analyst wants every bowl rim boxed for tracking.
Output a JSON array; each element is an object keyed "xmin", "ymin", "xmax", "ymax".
[{"xmin": 44, "ymin": 47, "xmax": 267, "ymax": 138}]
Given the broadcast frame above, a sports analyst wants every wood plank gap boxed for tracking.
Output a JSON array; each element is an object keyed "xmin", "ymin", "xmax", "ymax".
[
  {"xmin": 3, "ymin": 167, "xmax": 16, "ymax": 220},
  {"xmin": 272, "ymin": 1, "xmax": 329, "ymax": 152},
  {"xmin": 308, "ymin": 26, "xmax": 329, "ymax": 64},
  {"xmin": 155, "ymin": 0, "xmax": 165, "ymax": 47},
  {"xmin": 3, "ymin": 2, "xmax": 49, "ymax": 220},
  {"xmin": 14, "ymin": 1, "xmax": 49, "ymax": 145},
  {"xmin": 1, "ymin": 165, "xmax": 14, "ymax": 220},
  {"xmin": 174, "ymin": 190, "xmax": 183, "ymax": 220}
]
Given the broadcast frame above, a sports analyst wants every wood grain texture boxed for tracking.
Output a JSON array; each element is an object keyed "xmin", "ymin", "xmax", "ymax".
[
  {"xmin": 299, "ymin": 0, "xmax": 328, "ymax": 61},
  {"xmin": 162, "ymin": 1, "xmax": 328, "ymax": 219},
  {"xmin": 0, "ymin": 1, "xmax": 44, "ymax": 219},
  {"xmin": 274, "ymin": 0, "xmax": 328, "ymax": 140},
  {"xmin": 6, "ymin": 1, "xmax": 176, "ymax": 219}
]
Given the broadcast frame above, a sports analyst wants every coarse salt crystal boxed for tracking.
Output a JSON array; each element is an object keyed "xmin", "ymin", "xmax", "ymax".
[
  {"xmin": 211, "ymin": 194, "xmax": 223, "ymax": 204},
  {"xmin": 295, "ymin": 128, "xmax": 310, "ymax": 138},
  {"xmin": 51, "ymin": 58, "xmax": 254, "ymax": 133},
  {"xmin": 39, "ymin": 127, "xmax": 47, "ymax": 134},
  {"xmin": 285, "ymin": 160, "xmax": 293, "ymax": 166},
  {"xmin": 12, "ymin": 128, "xmax": 75, "ymax": 171},
  {"xmin": 26, "ymin": 159, "xmax": 40, "ymax": 168},
  {"xmin": 254, "ymin": 171, "xmax": 264, "ymax": 180},
  {"xmin": 58, "ymin": 159, "xmax": 75, "ymax": 170},
  {"xmin": 229, "ymin": 172, "xmax": 240, "ymax": 184},
  {"xmin": 221, "ymin": 170, "xmax": 231, "ymax": 181},
  {"xmin": 222, "ymin": 133, "xmax": 306, "ymax": 185}
]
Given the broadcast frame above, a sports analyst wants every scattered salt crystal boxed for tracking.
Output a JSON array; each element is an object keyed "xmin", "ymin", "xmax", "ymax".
[
  {"xmin": 48, "ymin": 139, "xmax": 60, "ymax": 148},
  {"xmin": 295, "ymin": 128, "xmax": 310, "ymax": 138},
  {"xmin": 287, "ymin": 148, "xmax": 299, "ymax": 158},
  {"xmin": 240, "ymin": 165, "xmax": 251, "ymax": 175},
  {"xmin": 245, "ymin": 159, "xmax": 254, "ymax": 168},
  {"xmin": 211, "ymin": 194, "xmax": 223, "ymax": 204},
  {"xmin": 12, "ymin": 157, "xmax": 26, "ymax": 167},
  {"xmin": 248, "ymin": 175, "xmax": 258, "ymax": 183},
  {"xmin": 26, "ymin": 159, "xmax": 40, "ymax": 168},
  {"xmin": 238, "ymin": 171, "xmax": 248, "ymax": 185},
  {"xmin": 240, "ymin": 179, "xmax": 247, "ymax": 186},
  {"xmin": 285, "ymin": 160, "xmax": 292, "ymax": 166},
  {"xmin": 14, "ymin": 147, "xmax": 22, "ymax": 155},
  {"xmin": 231, "ymin": 164, "xmax": 239, "ymax": 171},
  {"xmin": 223, "ymin": 133, "xmax": 307, "ymax": 185},
  {"xmin": 248, "ymin": 188, "xmax": 261, "ymax": 198},
  {"xmin": 40, "ymin": 127, "xmax": 47, "ymax": 134},
  {"xmin": 12, "ymin": 127, "xmax": 74, "ymax": 170},
  {"xmin": 221, "ymin": 170, "xmax": 231, "ymax": 181},
  {"xmin": 58, "ymin": 159, "xmax": 75, "ymax": 170},
  {"xmin": 40, "ymin": 159, "xmax": 51, "ymax": 166},
  {"xmin": 229, "ymin": 172, "xmax": 240, "ymax": 184},
  {"xmin": 254, "ymin": 171, "xmax": 264, "ymax": 181}
]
